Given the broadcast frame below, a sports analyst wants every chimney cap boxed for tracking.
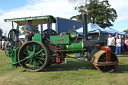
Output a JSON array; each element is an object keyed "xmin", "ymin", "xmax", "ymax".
[{"xmin": 82, "ymin": 11, "xmax": 88, "ymax": 14}]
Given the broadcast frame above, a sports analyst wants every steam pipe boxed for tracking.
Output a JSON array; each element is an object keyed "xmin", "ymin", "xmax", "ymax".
[{"xmin": 82, "ymin": 12, "xmax": 88, "ymax": 41}]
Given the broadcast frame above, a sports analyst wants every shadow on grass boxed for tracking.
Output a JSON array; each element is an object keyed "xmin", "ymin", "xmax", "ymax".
[
  {"xmin": 41, "ymin": 60, "xmax": 128, "ymax": 73},
  {"xmin": 114, "ymin": 64, "xmax": 128, "ymax": 73},
  {"xmin": 21, "ymin": 56, "xmax": 128, "ymax": 73},
  {"xmin": 41, "ymin": 60, "xmax": 96, "ymax": 72},
  {"xmin": 113, "ymin": 54, "xmax": 128, "ymax": 73}
]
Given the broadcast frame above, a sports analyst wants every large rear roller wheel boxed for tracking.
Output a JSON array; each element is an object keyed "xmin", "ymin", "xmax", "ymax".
[
  {"xmin": 18, "ymin": 41, "xmax": 49, "ymax": 72},
  {"xmin": 92, "ymin": 50, "xmax": 118, "ymax": 72}
]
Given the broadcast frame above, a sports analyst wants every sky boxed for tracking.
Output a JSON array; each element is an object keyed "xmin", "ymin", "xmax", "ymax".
[{"xmin": 0, "ymin": 0, "xmax": 128, "ymax": 35}]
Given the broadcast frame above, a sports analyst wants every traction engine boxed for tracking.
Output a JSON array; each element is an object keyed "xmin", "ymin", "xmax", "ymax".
[{"xmin": 4, "ymin": 12, "xmax": 119, "ymax": 72}]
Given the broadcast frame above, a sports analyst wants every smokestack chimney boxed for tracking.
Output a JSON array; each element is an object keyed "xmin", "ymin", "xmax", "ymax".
[{"xmin": 82, "ymin": 11, "xmax": 88, "ymax": 41}]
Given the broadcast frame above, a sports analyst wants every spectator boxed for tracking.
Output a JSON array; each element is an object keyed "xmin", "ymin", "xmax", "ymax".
[
  {"xmin": 0, "ymin": 41, "xmax": 2, "ymax": 49},
  {"xmin": 107, "ymin": 34, "xmax": 115, "ymax": 53},
  {"xmin": 6, "ymin": 39, "xmax": 10, "ymax": 49},
  {"xmin": 20, "ymin": 39, "xmax": 24, "ymax": 43},
  {"xmin": 2, "ymin": 39, "xmax": 5, "ymax": 50},
  {"xmin": 115, "ymin": 35, "xmax": 121, "ymax": 55},
  {"xmin": 73, "ymin": 26, "xmax": 76, "ymax": 32},
  {"xmin": 125, "ymin": 37, "xmax": 128, "ymax": 53},
  {"xmin": 121, "ymin": 37, "xmax": 126, "ymax": 53},
  {"xmin": 14, "ymin": 35, "xmax": 17, "ymax": 42}
]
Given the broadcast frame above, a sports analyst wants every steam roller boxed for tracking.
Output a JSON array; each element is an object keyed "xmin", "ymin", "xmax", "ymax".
[{"xmin": 4, "ymin": 11, "xmax": 119, "ymax": 72}]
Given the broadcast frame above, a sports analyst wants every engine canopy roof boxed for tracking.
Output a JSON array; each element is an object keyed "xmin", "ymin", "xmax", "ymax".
[{"xmin": 4, "ymin": 15, "xmax": 56, "ymax": 26}]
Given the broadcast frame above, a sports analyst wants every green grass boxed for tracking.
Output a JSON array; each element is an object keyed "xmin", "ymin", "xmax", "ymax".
[{"xmin": 0, "ymin": 50, "xmax": 128, "ymax": 85}]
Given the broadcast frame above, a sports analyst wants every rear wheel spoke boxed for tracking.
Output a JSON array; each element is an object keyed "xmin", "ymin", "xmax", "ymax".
[
  {"xmin": 26, "ymin": 47, "xmax": 31, "ymax": 53},
  {"xmin": 37, "ymin": 45, "xmax": 40, "ymax": 52},
  {"xmin": 33, "ymin": 60, "xmax": 36, "ymax": 69},
  {"xmin": 28, "ymin": 59, "xmax": 33, "ymax": 67},
  {"xmin": 36, "ymin": 49, "xmax": 44, "ymax": 55},
  {"xmin": 25, "ymin": 59, "xmax": 30, "ymax": 63},
  {"xmin": 37, "ymin": 57, "xmax": 45, "ymax": 60},
  {"xmin": 19, "ymin": 57, "xmax": 29, "ymax": 63},
  {"xmin": 32, "ymin": 45, "xmax": 36, "ymax": 52},
  {"xmin": 38, "ymin": 59, "xmax": 43, "ymax": 65}
]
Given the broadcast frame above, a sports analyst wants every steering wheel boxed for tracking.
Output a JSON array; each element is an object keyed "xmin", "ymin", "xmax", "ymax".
[
  {"xmin": 8, "ymin": 29, "xmax": 19, "ymax": 42},
  {"xmin": 8, "ymin": 29, "xmax": 22, "ymax": 48}
]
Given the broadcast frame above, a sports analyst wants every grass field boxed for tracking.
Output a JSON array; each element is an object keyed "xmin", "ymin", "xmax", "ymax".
[{"xmin": 0, "ymin": 50, "xmax": 128, "ymax": 85}]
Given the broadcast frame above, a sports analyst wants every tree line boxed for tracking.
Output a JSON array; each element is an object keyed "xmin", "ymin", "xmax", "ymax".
[
  {"xmin": 70, "ymin": 0, "xmax": 117, "ymax": 28},
  {"xmin": 0, "ymin": 0, "xmax": 128, "ymax": 36}
]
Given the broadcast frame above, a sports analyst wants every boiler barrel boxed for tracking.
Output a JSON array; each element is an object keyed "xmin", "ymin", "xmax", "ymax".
[{"xmin": 66, "ymin": 41, "xmax": 84, "ymax": 53}]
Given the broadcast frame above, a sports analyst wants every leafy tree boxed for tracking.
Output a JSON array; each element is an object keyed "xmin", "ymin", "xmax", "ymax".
[
  {"xmin": 123, "ymin": 29, "xmax": 128, "ymax": 34},
  {"xmin": 0, "ymin": 28, "xmax": 3, "ymax": 36},
  {"xmin": 70, "ymin": 0, "xmax": 118, "ymax": 28}
]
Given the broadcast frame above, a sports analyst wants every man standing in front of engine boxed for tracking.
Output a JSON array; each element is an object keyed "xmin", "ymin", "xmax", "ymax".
[{"xmin": 107, "ymin": 34, "xmax": 115, "ymax": 53}]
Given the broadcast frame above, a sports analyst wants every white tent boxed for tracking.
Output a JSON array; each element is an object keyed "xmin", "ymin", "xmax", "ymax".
[{"xmin": 19, "ymin": 35, "xmax": 25, "ymax": 39}]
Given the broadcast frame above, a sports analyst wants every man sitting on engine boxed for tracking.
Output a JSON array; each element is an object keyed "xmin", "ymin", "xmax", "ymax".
[{"xmin": 24, "ymin": 20, "xmax": 34, "ymax": 41}]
